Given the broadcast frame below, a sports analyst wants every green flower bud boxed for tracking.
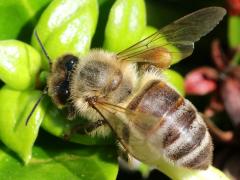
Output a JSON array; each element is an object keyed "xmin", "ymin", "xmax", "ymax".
[{"xmin": 0, "ymin": 40, "xmax": 41, "ymax": 90}]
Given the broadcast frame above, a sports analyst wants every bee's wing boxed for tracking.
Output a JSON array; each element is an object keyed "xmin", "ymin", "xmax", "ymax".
[
  {"xmin": 117, "ymin": 7, "xmax": 226, "ymax": 68},
  {"xmin": 95, "ymin": 101, "xmax": 163, "ymax": 143}
]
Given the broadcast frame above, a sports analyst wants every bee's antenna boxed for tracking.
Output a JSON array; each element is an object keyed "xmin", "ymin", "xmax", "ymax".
[
  {"xmin": 34, "ymin": 30, "xmax": 52, "ymax": 67},
  {"xmin": 26, "ymin": 30, "xmax": 51, "ymax": 126},
  {"xmin": 25, "ymin": 87, "xmax": 48, "ymax": 126},
  {"xmin": 25, "ymin": 94, "xmax": 45, "ymax": 125}
]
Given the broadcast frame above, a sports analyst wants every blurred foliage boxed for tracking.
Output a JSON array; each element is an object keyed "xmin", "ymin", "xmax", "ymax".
[
  {"xmin": 0, "ymin": 0, "xmax": 52, "ymax": 42},
  {"xmin": 0, "ymin": 139, "xmax": 118, "ymax": 180}
]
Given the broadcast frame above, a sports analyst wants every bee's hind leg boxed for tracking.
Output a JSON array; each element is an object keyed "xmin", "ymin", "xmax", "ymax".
[
  {"xmin": 63, "ymin": 119, "xmax": 107, "ymax": 140},
  {"xmin": 117, "ymin": 142, "xmax": 140, "ymax": 170}
]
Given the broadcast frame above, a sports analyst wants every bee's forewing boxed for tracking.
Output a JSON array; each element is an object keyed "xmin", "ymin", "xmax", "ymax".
[
  {"xmin": 95, "ymin": 101, "xmax": 172, "ymax": 164},
  {"xmin": 117, "ymin": 7, "xmax": 226, "ymax": 68},
  {"xmin": 95, "ymin": 101, "xmax": 163, "ymax": 146}
]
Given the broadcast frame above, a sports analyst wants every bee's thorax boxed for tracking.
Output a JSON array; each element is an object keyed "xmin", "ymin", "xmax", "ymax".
[{"xmin": 68, "ymin": 50, "xmax": 138, "ymax": 136}]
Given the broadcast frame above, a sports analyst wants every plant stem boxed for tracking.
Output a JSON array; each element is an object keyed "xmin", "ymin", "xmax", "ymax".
[{"xmin": 156, "ymin": 158, "xmax": 230, "ymax": 180}]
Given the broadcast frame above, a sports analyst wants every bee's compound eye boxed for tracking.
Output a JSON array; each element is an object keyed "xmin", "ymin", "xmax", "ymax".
[
  {"xmin": 57, "ymin": 80, "xmax": 70, "ymax": 104},
  {"xmin": 64, "ymin": 56, "xmax": 78, "ymax": 71}
]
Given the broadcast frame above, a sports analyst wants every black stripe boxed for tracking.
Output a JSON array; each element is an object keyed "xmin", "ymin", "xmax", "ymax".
[
  {"xmin": 182, "ymin": 139, "xmax": 212, "ymax": 170},
  {"xmin": 168, "ymin": 124, "xmax": 206, "ymax": 160}
]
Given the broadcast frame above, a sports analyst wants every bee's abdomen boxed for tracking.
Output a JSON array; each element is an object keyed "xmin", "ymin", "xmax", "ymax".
[{"xmin": 128, "ymin": 80, "xmax": 212, "ymax": 169}]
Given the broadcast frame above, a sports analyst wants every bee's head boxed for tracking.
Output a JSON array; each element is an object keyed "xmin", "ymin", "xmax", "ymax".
[
  {"xmin": 47, "ymin": 54, "xmax": 79, "ymax": 107},
  {"xmin": 26, "ymin": 31, "xmax": 80, "ymax": 125}
]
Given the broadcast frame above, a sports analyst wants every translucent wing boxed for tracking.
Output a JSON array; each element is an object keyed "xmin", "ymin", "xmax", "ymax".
[
  {"xmin": 95, "ymin": 101, "xmax": 163, "ymax": 142},
  {"xmin": 117, "ymin": 7, "xmax": 226, "ymax": 68},
  {"xmin": 94, "ymin": 101, "xmax": 165, "ymax": 163}
]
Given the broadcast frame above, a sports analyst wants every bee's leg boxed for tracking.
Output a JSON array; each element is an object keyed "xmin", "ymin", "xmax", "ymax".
[
  {"xmin": 64, "ymin": 120, "xmax": 106, "ymax": 140},
  {"xmin": 66, "ymin": 103, "xmax": 77, "ymax": 120},
  {"xmin": 117, "ymin": 142, "xmax": 129, "ymax": 162},
  {"xmin": 77, "ymin": 119, "xmax": 106, "ymax": 134},
  {"xmin": 117, "ymin": 142, "xmax": 138, "ymax": 169}
]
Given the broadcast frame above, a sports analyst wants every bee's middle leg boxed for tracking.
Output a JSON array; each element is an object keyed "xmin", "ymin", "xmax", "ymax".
[
  {"xmin": 77, "ymin": 119, "xmax": 106, "ymax": 134},
  {"xmin": 64, "ymin": 120, "xmax": 106, "ymax": 140}
]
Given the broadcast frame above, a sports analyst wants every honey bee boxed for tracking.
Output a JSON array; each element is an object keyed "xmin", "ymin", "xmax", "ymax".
[{"xmin": 28, "ymin": 7, "xmax": 226, "ymax": 170}]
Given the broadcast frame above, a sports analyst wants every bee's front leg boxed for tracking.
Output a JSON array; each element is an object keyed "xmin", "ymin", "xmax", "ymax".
[
  {"xmin": 78, "ymin": 119, "xmax": 107, "ymax": 134},
  {"xmin": 63, "ymin": 120, "xmax": 107, "ymax": 140}
]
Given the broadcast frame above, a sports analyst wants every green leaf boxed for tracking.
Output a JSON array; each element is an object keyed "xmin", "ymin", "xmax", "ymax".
[
  {"xmin": 228, "ymin": 16, "xmax": 240, "ymax": 48},
  {"xmin": 103, "ymin": 0, "xmax": 146, "ymax": 52},
  {"xmin": 228, "ymin": 16, "xmax": 240, "ymax": 65},
  {"xmin": 32, "ymin": 0, "xmax": 98, "ymax": 69},
  {"xmin": 141, "ymin": 26, "xmax": 157, "ymax": 40},
  {"xmin": 0, "ymin": 40, "xmax": 41, "ymax": 90},
  {"xmin": 0, "ymin": 86, "xmax": 49, "ymax": 164},
  {"xmin": 41, "ymin": 97, "xmax": 114, "ymax": 145},
  {"xmin": 231, "ymin": 51, "xmax": 240, "ymax": 65},
  {"xmin": 91, "ymin": 0, "xmax": 115, "ymax": 47},
  {"xmin": 0, "ymin": 0, "xmax": 52, "ymax": 41},
  {"xmin": 0, "ymin": 143, "xmax": 118, "ymax": 180},
  {"xmin": 162, "ymin": 69, "xmax": 185, "ymax": 96}
]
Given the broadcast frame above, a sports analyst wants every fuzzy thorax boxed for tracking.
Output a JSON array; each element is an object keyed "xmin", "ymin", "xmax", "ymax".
[{"xmin": 69, "ymin": 49, "xmax": 138, "ymax": 136}]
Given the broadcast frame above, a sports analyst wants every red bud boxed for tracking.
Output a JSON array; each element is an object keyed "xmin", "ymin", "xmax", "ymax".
[
  {"xmin": 227, "ymin": 0, "xmax": 240, "ymax": 15},
  {"xmin": 220, "ymin": 68, "xmax": 240, "ymax": 127},
  {"xmin": 211, "ymin": 39, "xmax": 229, "ymax": 71},
  {"xmin": 185, "ymin": 67, "xmax": 218, "ymax": 95}
]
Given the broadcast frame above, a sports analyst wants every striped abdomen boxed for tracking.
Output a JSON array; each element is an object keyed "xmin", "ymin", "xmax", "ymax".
[{"xmin": 128, "ymin": 80, "xmax": 213, "ymax": 170}]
